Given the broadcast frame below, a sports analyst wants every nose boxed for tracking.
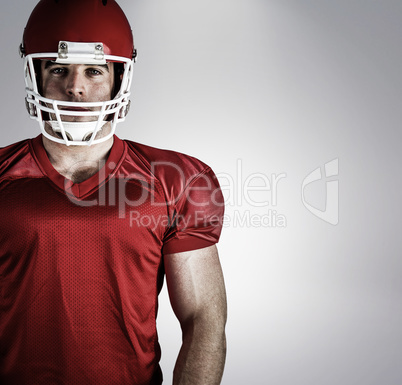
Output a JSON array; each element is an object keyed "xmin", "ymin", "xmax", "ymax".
[{"xmin": 65, "ymin": 69, "xmax": 86, "ymax": 98}]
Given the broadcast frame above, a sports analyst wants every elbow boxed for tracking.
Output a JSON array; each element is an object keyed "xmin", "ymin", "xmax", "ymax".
[{"xmin": 180, "ymin": 306, "xmax": 227, "ymax": 343}]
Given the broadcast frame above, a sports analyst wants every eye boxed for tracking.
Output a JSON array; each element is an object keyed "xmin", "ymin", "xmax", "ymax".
[
  {"xmin": 87, "ymin": 68, "xmax": 103, "ymax": 76},
  {"xmin": 50, "ymin": 67, "xmax": 67, "ymax": 75}
]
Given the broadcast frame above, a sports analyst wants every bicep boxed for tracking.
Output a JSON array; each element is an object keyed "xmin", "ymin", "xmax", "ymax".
[{"xmin": 164, "ymin": 245, "xmax": 227, "ymax": 326}]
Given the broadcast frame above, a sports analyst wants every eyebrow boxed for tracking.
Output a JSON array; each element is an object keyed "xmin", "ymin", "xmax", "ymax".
[{"xmin": 44, "ymin": 61, "xmax": 110, "ymax": 72}]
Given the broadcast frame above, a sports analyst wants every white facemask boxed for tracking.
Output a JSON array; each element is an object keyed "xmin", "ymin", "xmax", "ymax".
[{"xmin": 24, "ymin": 42, "xmax": 134, "ymax": 146}]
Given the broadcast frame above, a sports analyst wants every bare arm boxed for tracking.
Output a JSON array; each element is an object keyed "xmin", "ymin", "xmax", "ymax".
[{"xmin": 164, "ymin": 245, "xmax": 227, "ymax": 385}]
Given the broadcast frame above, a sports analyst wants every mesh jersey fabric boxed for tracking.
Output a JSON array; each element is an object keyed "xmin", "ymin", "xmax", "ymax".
[{"xmin": 0, "ymin": 135, "xmax": 224, "ymax": 385}]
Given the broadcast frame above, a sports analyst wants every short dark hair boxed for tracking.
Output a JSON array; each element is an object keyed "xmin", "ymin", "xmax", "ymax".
[{"xmin": 112, "ymin": 62, "xmax": 124, "ymax": 98}]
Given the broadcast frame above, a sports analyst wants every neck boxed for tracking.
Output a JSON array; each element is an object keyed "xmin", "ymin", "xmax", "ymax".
[{"xmin": 42, "ymin": 135, "xmax": 114, "ymax": 183}]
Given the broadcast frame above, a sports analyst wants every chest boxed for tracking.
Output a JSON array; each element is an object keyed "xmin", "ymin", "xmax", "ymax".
[{"xmin": 0, "ymin": 176, "xmax": 168, "ymax": 284}]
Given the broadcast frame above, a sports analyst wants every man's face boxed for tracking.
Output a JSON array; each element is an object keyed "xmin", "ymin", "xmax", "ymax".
[{"xmin": 40, "ymin": 60, "xmax": 115, "ymax": 123}]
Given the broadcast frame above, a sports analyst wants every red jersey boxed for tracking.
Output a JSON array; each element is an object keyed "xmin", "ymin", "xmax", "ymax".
[{"xmin": 0, "ymin": 135, "xmax": 224, "ymax": 385}]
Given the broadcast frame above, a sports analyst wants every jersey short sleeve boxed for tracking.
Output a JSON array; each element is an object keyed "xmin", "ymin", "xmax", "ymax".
[
  {"xmin": 162, "ymin": 166, "xmax": 225, "ymax": 254},
  {"xmin": 125, "ymin": 140, "xmax": 225, "ymax": 255}
]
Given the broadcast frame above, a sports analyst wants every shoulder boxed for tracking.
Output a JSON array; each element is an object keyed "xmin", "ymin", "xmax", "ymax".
[
  {"xmin": 124, "ymin": 139, "xmax": 211, "ymax": 178},
  {"xmin": 121, "ymin": 138, "xmax": 222, "ymax": 207},
  {"xmin": 0, "ymin": 139, "xmax": 30, "ymax": 159},
  {"xmin": 122, "ymin": 140, "xmax": 217, "ymax": 196},
  {"xmin": 0, "ymin": 139, "xmax": 33, "ymax": 177}
]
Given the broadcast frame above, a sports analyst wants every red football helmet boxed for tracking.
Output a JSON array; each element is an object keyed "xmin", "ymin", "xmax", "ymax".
[{"xmin": 20, "ymin": 0, "xmax": 137, "ymax": 146}]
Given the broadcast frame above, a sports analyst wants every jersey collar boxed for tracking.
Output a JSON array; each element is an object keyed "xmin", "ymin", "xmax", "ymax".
[{"xmin": 30, "ymin": 134, "xmax": 126, "ymax": 199}]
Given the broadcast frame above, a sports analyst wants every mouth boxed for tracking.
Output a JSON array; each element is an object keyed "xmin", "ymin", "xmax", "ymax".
[{"xmin": 60, "ymin": 107, "xmax": 92, "ymax": 112}]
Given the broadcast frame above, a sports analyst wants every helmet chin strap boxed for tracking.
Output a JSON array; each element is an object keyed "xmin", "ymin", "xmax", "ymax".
[{"xmin": 49, "ymin": 120, "xmax": 108, "ymax": 142}]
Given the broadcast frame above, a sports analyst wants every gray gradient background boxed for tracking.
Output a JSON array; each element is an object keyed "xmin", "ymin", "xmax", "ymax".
[{"xmin": 1, "ymin": 1, "xmax": 401, "ymax": 384}]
